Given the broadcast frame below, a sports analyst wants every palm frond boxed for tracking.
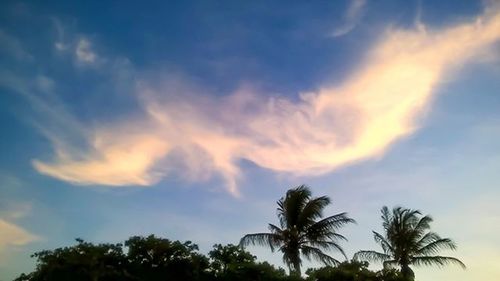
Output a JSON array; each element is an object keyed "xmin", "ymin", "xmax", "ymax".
[
  {"xmin": 239, "ymin": 233, "xmax": 282, "ymax": 252},
  {"xmin": 303, "ymin": 227, "xmax": 349, "ymax": 242},
  {"xmin": 373, "ymin": 231, "xmax": 393, "ymax": 254},
  {"xmin": 297, "ymin": 196, "xmax": 330, "ymax": 230},
  {"xmin": 301, "ymin": 246, "xmax": 341, "ymax": 266},
  {"xmin": 381, "ymin": 206, "xmax": 391, "ymax": 230},
  {"xmin": 309, "ymin": 212, "xmax": 356, "ymax": 231},
  {"xmin": 354, "ymin": 250, "xmax": 391, "ymax": 263},
  {"xmin": 305, "ymin": 240, "xmax": 348, "ymax": 260},
  {"xmin": 268, "ymin": 223, "xmax": 283, "ymax": 234},
  {"xmin": 408, "ymin": 215, "xmax": 433, "ymax": 244},
  {"xmin": 416, "ymin": 238, "xmax": 457, "ymax": 256},
  {"xmin": 306, "ymin": 212, "xmax": 355, "ymax": 242},
  {"xmin": 402, "ymin": 208, "xmax": 421, "ymax": 225},
  {"xmin": 412, "ymin": 256, "xmax": 466, "ymax": 269},
  {"xmin": 277, "ymin": 185, "xmax": 311, "ymax": 229},
  {"xmin": 414, "ymin": 215, "xmax": 433, "ymax": 233},
  {"xmin": 415, "ymin": 232, "xmax": 440, "ymax": 249},
  {"xmin": 416, "ymin": 231, "xmax": 440, "ymax": 243},
  {"xmin": 322, "ymin": 232, "xmax": 348, "ymax": 242}
]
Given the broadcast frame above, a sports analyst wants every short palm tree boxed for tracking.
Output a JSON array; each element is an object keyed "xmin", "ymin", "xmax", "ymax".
[
  {"xmin": 239, "ymin": 185, "xmax": 355, "ymax": 276},
  {"xmin": 354, "ymin": 206, "xmax": 465, "ymax": 280}
]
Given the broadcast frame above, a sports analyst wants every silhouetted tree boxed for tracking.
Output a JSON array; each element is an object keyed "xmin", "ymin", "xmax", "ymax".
[
  {"xmin": 125, "ymin": 235, "xmax": 211, "ymax": 281},
  {"xmin": 354, "ymin": 206, "xmax": 465, "ymax": 280},
  {"xmin": 240, "ymin": 185, "xmax": 355, "ymax": 276},
  {"xmin": 305, "ymin": 260, "xmax": 407, "ymax": 281},
  {"xmin": 209, "ymin": 244, "xmax": 256, "ymax": 276},
  {"xmin": 14, "ymin": 238, "xmax": 131, "ymax": 281},
  {"xmin": 305, "ymin": 260, "xmax": 377, "ymax": 281},
  {"xmin": 208, "ymin": 244, "xmax": 290, "ymax": 281},
  {"xmin": 15, "ymin": 236, "xmax": 212, "ymax": 281}
]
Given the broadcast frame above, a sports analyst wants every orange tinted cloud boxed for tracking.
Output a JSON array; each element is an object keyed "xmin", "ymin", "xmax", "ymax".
[
  {"xmin": 33, "ymin": 7, "xmax": 500, "ymax": 195},
  {"xmin": 0, "ymin": 219, "xmax": 38, "ymax": 258}
]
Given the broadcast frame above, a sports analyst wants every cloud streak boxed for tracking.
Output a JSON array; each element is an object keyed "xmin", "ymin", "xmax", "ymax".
[
  {"xmin": 0, "ymin": 29, "xmax": 33, "ymax": 61},
  {"xmin": 0, "ymin": 201, "xmax": 38, "ymax": 259},
  {"xmin": 331, "ymin": 0, "xmax": 366, "ymax": 37},
  {"xmin": 32, "ymin": 7, "xmax": 500, "ymax": 195},
  {"xmin": 0, "ymin": 220, "xmax": 38, "ymax": 255}
]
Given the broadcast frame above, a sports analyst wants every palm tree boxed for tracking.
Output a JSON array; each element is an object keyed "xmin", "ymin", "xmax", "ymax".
[
  {"xmin": 354, "ymin": 206, "xmax": 465, "ymax": 280},
  {"xmin": 239, "ymin": 185, "xmax": 355, "ymax": 276}
]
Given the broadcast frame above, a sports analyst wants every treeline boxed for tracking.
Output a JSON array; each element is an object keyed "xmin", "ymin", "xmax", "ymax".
[
  {"xmin": 15, "ymin": 235, "xmax": 405, "ymax": 281},
  {"xmin": 15, "ymin": 186, "xmax": 464, "ymax": 281}
]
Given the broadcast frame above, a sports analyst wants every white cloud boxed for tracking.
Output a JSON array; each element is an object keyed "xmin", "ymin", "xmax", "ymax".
[
  {"xmin": 52, "ymin": 18, "xmax": 68, "ymax": 51},
  {"xmin": 331, "ymin": 0, "xmax": 366, "ymax": 37},
  {"xmin": 75, "ymin": 38, "xmax": 97, "ymax": 63},
  {"xmin": 32, "ymin": 6, "xmax": 500, "ymax": 195}
]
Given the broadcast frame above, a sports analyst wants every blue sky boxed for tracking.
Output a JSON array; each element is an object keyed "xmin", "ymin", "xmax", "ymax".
[{"xmin": 1, "ymin": 0, "xmax": 500, "ymax": 280}]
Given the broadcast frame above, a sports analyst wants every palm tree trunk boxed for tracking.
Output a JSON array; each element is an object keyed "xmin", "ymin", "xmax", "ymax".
[
  {"xmin": 291, "ymin": 258, "xmax": 301, "ymax": 277},
  {"xmin": 401, "ymin": 264, "xmax": 415, "ymax": 281},
  {"xmin": 290, "ymin": 248, "xmax": 301, "ymax": 277},
  {"xmin": 290, "ymin": 266, "xmax": 301, "ymax": 277}
]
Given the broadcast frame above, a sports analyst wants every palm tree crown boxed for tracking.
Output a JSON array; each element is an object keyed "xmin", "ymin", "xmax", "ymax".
[
  {"xmin": 239, "ymin": 185, "xmax": 355, "ymax": 276},
  {"xmin": 354, "ymin": 206, "xmax": 465, "ymax": 280}
]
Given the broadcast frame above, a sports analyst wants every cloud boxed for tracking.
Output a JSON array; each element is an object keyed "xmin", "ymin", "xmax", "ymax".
[
  {"xmin": 0, "ymin": 220, "xmax": 38, "ymax": 255},
  {"xmin": 0, "ymin": 203, "xmax": 32, "ymax": 221},
  {"xmin": 331, "ymin": 0, "xmax": 366, "ymax": 37},
  {"xmin": 52, "ymin": 18, "xmax": 69, "ymax": 51},
  {"xmin": 31, "ymin": 7, "xmax": 500, "ymax": 195},
  {"xmin": 75, "ymin": 38, "xmax": 97, "ymax": 63},
  {"xmin": 0, "ymin": 201, "xmax": 38, "ymax": 258},
  {"xmin": 33, "ymin": 129, "xmax": 170, "ymax": 186},
  {"xmin": 0, "ymin": 29, "xmax": 33, "ymax": 61}
]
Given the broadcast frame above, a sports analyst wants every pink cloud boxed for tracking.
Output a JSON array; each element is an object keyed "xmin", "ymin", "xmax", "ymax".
[{"xmin": 33, "ymin": 7, "xmax": 500, "ymax": 195}]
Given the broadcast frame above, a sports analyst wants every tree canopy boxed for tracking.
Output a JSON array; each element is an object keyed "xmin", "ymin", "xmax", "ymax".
[
  {"xmin": 15, "ymin": 237, "xmax": 291, "ymax": 281},
  {"xmin": 16, "ymin": 242, "xmax": 406, "ymax": 281}
]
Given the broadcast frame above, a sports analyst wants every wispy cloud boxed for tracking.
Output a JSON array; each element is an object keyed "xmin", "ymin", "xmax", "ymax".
[
  {"xmin": 29, "ymin": 6, "xmax": 500, "ymax": 195},
  {"xmin": 0, "ymin": 200, "xmax": 38, "ymax": 259},
  {"xmin": 330, "ymin": 0, "xmax": 366, "ymax": 37},
  {"xmin": 0, "ymin": 203, "xmax": 32, "ymax": 221},
  {"xmin": 75, "ymin": 38, "xmax": 97, "ymax": 64},
  {"xmin": 52, "ymin": 17, "xmax": 69, "ymax": 51},
  {"xmin": 50, "ymin": 20, "xmax": 100, "ymax": 65},
  {"xmin": 0, "ymin": 220, "xmax": 38, "ymax": 256},
  {"xmin": 0, "ymin": 29, "xmax": 33, "ymax": 61}
]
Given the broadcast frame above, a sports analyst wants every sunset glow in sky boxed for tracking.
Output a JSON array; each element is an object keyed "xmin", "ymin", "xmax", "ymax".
[{"xmin": 1, "ymin": 1, "xmax": 500, "ymax": 280}]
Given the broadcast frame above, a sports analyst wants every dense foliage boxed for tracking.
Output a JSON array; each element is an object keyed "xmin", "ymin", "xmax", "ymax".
[
  {"xmin": 14, "ymin": 238, "xmax": 294, "ymax": 281},
  {"xmin": 305, "ymin": 261, "xmax": 408, "ymax": 281},
  {"xmin": 15, "ymin": 238, "xmax": 407, "ymax": 281}
]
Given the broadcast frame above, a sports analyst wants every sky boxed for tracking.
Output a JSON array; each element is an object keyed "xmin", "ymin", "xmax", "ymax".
[{"xmin": 1, "ymin": 0, "xmax": 500, "ymax": 280}]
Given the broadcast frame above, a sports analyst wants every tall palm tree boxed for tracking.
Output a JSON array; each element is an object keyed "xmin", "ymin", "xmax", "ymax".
[
  {"xmin": 239, "ymin": 185, "xmax": 355, "ymax": 276},
  {"xmin": 354, "ymin": 206, "xmax": 465, "ymax": 280}
]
